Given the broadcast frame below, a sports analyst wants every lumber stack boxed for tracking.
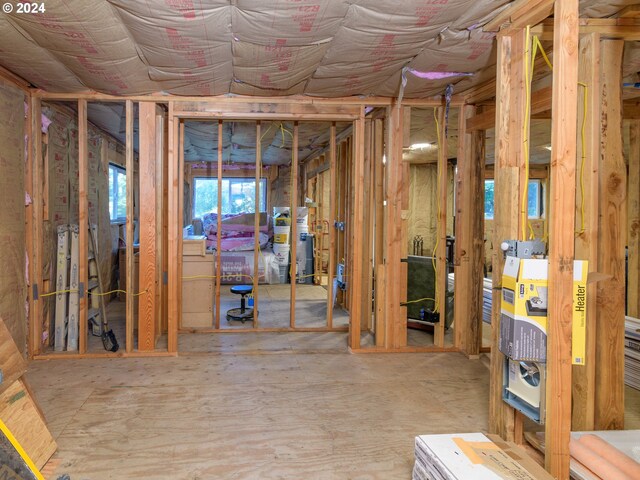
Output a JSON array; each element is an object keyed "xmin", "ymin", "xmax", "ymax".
[
  {"xmin": 625, "ymin": 316, "xmax": 640, "ymax": 391},
  {"xmin": 413, "ymin": 432, "xmax": 553, "ymax": 480},
  {"xmin": 0, "ymin": 317, "xmax": 57, "ymax": 470}
]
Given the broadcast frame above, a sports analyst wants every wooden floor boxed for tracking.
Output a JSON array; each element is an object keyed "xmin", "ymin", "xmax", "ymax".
[{"xmin": 27, "ymin": 338, "xmax": 491, "ymax": 479}]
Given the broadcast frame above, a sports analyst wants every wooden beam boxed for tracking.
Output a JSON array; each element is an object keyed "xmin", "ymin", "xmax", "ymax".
[
  {"xmin": 532, "ymin": 18, "xmax": 640, "ymax": 41},
  {"xmin": 327, "ymin": 123, "xmax": 337, "ymax": 329},
  {"xmin": 383, "ymin": 105, "xmax": 407, "ymax": 349},
  {"xmin": 215, "ymin": 120, "xmax": 223, "ymax": 330},
  {"xmin": 28, "ymin": 97, "xmax": 43, "ymax": 356},
  {"xmin": 78, "ymin": 99, "xmax": 88, "ymax": 354},
  {"xmin": 454, "ymin": 105, "xmax": 485, "ymax": 356},
  {"xmin": 594, "ymin": 39, "xmax": 626, "ymax": 431},
  {"xmin": 467, "ymin": 86, "xmax": 553, "ymax": 132},
  {"xmin": 125, "ymin": 100, "xmax": 135, "ymax": 353},
  {"xmin": 33, "ymin": 90, "xmax": 394, "ymax": 106},
  {"xmin": 290, "ymin": 122, "xmax": 299, "ymax": 329},
  {"xmin": 483, "ymin": 0, "xmax": 554, "ymax": 32},
  {"xmin": 435, "ymin": 106, "xmax": 447, "ymax": 348},
  {"xmin": 490, "ymin": 29, "xmax": 526, "ymax": 442},
  {"xmin": 348, "ymin": 108, "xmax": 366, "ymax": 349},
  {"xmin": 253, "ymin": 122, "xmax": 261, "ymax": 328},
  {"xmin": 167, "ymin": 103, "xmax": 179, "ymax": 353},
  {"xmin": 545, "ymin": 0, "xmax": 579, "ymax": 476},
  {"xmin": 138, "ymin": 102, "xmax": 158, "ymax": 351},
  {"xmin": 615, "ymin": 4, "xmax": 640, "ymax": 17},
  {"xmin": 155, "ymin": 111, "xmax": 165, "ymax": 339},
  {"xmin": 571, "ymin": 32, "xmax": 600, "ymax": 432},
  {"xmin": 629, "ymin": 120, "xmax": 640, "ymax": 318},
  {"xmin": 373, "ymin": 119, "xmax": 385, "ymax": 347}
]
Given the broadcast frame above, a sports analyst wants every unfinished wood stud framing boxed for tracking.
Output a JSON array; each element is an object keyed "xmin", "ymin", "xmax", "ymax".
[
  {"xmin": 125, "ymin": 100, "xmax": 135, "ymax": 353},
  {"xmin": 78, "ymin": 99, "xmax": 88, "ymax": 355}
]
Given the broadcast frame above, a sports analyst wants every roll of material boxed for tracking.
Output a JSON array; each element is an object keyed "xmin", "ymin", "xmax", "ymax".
[
  {"xmin": 578, "ymin": 434, "xmax": 640, "ymax": 480},
  {"xmin": 569, "ymin": 439, "xmax": 633, "ymax": 480}
]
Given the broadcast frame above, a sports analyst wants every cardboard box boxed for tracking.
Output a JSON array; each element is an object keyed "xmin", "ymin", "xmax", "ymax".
[{"xmin": 500, "ymin": 256, "xmax": 587, "ymax": 364}]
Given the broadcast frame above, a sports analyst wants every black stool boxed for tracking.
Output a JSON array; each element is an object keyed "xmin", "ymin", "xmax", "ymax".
[{"xmin": 226, "ymin": 285, "xmax": 254, "ymax": 323}]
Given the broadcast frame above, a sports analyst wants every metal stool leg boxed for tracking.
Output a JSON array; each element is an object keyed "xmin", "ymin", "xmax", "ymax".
[{"xmin": 240, "ymin": 295, "xmax": 246, "ymax": 313}]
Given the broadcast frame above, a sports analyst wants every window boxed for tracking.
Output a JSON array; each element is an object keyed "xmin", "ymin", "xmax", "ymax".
[
  {"xmin": 484, "ymin": 179, "xmax": 544, "ymax": 220},
  {"xmin": 193, "ymin": 177, "xmax": 267, "ymax": 219},
  {"xmin": 109, "ymin": 164, "xmax": 126, "ymax": 222}
]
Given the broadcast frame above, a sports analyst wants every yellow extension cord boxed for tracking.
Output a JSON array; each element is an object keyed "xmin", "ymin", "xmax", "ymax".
[{"xmin": 522, "ymin": 31, "xmax": 588, "ymax": 240}]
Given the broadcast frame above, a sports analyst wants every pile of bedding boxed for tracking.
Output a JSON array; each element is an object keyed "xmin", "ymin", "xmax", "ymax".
[{"xmin": 200, "ymin": 212, "xmax": 270, "ymax": 252}]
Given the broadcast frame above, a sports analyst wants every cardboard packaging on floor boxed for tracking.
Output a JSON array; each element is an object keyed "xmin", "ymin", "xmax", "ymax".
[{"xmin": 499, "ymin": 256, "xmax": 588, "ymax": 364}]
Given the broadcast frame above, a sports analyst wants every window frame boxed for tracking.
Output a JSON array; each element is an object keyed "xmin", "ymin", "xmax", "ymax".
[
  {"xmin": 108, "ymin": 163, "xmax": 127, "ymax": 223},
  {"xmin": 484, "ymin": 178, "xmax": 545, "ymax": 220},
  {"xmin": 192, "ymin": 176, "xmax": 268, "ymax": 219}
]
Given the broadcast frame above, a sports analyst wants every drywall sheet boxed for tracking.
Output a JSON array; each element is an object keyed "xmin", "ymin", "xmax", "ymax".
[{"xmin": 0, "ymin": 80, "xmax": 26, "ymax": 353}]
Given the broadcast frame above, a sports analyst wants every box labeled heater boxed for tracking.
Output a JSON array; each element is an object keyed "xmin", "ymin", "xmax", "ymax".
[{"xmin": 500, "ymin": 256, "xmax": 587, "ymax": 364}]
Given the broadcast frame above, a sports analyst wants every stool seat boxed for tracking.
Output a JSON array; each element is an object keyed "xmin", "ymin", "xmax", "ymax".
[{"xmin": 230, "ymin": 285, "xmax": 253, "ymax": 295}]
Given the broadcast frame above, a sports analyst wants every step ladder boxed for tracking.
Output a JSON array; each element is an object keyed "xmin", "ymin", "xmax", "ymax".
[
  {"xmin": 312, "ymin": 220, "xmax": 330, "ymax": 285},
  {"xmin": 88, "ymin": 224, "xmax": 108, "ymax": 340}
]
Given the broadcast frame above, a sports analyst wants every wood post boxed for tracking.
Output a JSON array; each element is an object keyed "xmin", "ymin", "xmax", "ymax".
[
  {"xmin": 571, "ymin": 32, "xmax": 600, "ymax": 432},
  {"xmin": 290, "ymin": 122, "xmax": 299, "ymax": 329},
  {"xmin": 125, "ymin": 100, "xmax": 135, "ymax": 353},
  {"xmin": 253, "ymin": 122, "xmax": 261, "ymax": 328},
  {"xmin": 327, "ymin": 123, "xmax": 337, "ymax": 328},
  {"xmin": 629, "ymin": 120, "xmax": 640, "ymax": 318},
  {"xmin": 489, "ymin": 29, "xmax": 527, "ymax": 441},
  {"xmin": 594, "ymin": 39, "xmax": 626, "ymax": 431},
  {"xmin": 545, "ymin": 0, "xmax": 579, "ymax": 476},
  {"xmin": 78, "ymin": 99, "xmax": 88, "ymax": 354},
  {"xmin": 435, "ymin": 106, "xmax": 447, "ymax": 348},
  {"xmin": 215, "ymin": 120, "xmax": 223, "ymax": 330},
  {"xmin": 383, "ymin": 105, "xmax": 408, "ymax": 348},
  {"xmin": 454, "ymin": 105, "xmax": 485, "ymax": 356},
  {"xmin": 373, "ymin": 119, "xmax": 385, "ymax": 347},
  {"xmin": 348, "ymin": 108, "xmax": 366, "ymax": 349},
  {"xmin": 28, "ymin": 97, "xmax": 43, "ymax": 356},
  {"xmin": 167, "ymin": 102, "xmax": 179, "ymax": 353},
  {"xmin": 137, "ymin": 102, "xmax": 158, "ymax": 351}
]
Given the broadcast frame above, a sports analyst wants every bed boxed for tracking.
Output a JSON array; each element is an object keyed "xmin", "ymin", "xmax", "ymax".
[{"xmin": 192, "ymin": 212, "xmax": 283, "ymax": 285}]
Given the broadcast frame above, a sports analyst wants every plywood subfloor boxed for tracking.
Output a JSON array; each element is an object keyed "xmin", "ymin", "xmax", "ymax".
[{"xmin": 27, "ymin": 348, "xmax": 491, "ymax": 479}]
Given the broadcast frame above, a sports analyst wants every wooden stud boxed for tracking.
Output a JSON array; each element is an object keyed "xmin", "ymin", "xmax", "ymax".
[
  {"xmin": 594, "ymin": 39, "xmax": 626, "ymax": 431},
  {"xmin": 435, "ymin": 106, "xmax": 447, "ymax": 348},
  {"xmin": 215, "ymin": 120, "xmax": 223, "ymax": 330},
  {"xmin": 28, "ymin": 97, "xmax": 43, "ymax": 356},
  {"xmin": 177, "ymin": 122, "xmax": 185, "ymax": 337},
  {"xmin": 629, "ymin": 120, "xmax": 640, "ymax": 318},
  {"xmin": 348, "ymin": 109, "xmax": 366, "ymax": 349},
  {"xmin": 167, "ymin": 103, "xmax": 179, "ymax": 353},
  {"xmin": 326, "ymin": 123, "xmax": 337, "ymax": 328},
  {"xmin": 290, "ymin": 122, "xmax": 299, "ymax": 329},
  {"xmin": 454, "ymin": 105, "xmax": 485, "ymax": 357},
  {"xmin": 137, "ymin": 102, "xmax": 158, "ymax": 351},
  {"xmin": 125, "ymin": 100, "xmax": 135, "ymax": 353},
  {"xmin": 156, "ymin": 112, "xmax": 165, "ymax": 338},
  {"xmin": 545, "ymin": 0, "xmax": 579, "ymax": 476},
  {"xmin": 253, "ymin": 122, "xmax": 261, "ymax": 328},
  {"xmin": 383, "ymin": 105, "xmax": 407, "ymax": 349},
  {"xmin": 489, "ymin": 29, "xmax": 527, "ymax": 442},
  {"xmin": 571, "ymin": 32, "xmax": 600, "ymax": 432},
  {"xmin": 373, "ymin": 119, "xmax": 385, "ymax": 347},
  {"xmin": 78, "ymin": 99, "xmax": 88, "ymax": 354}
]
